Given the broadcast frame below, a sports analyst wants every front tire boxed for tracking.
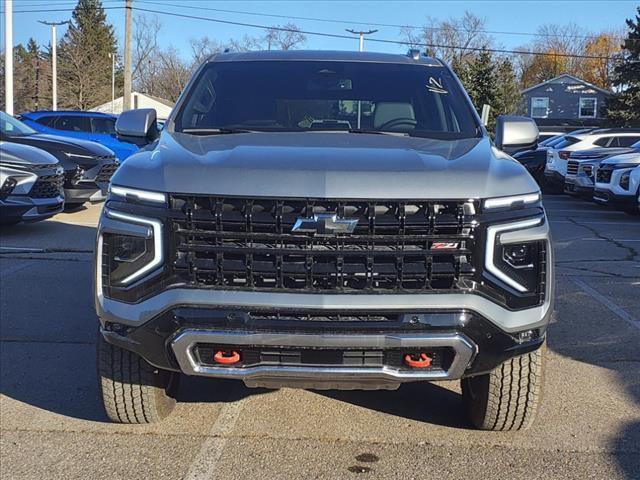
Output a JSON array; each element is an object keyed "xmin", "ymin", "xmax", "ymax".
[
  {"xmin": 97, "ymin": 335, "xmax": 178, "ymax": 423},
  {"xmin": 461, "ymin": 344, "xmax": 545, "ymax": 431}
]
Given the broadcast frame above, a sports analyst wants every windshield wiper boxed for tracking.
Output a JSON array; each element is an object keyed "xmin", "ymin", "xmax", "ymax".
[
  {"xmin": 347, "ymin": 129, "xmax": 408, "ymax": 136},
  {"xmin": 181, "ymin": 127, "xmax": 256, "ymax": 135}
]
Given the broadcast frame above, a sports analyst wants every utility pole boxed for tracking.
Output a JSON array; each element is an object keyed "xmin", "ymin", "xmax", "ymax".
[
  {"xmin": 123, "ymin": 0, "xmax": 133, "ymax": 111},
  {"xmin": 4, "ymin": 0, "xmax": 13, "ymax": 115},
  {"xmin": 109, "ymin": 53, "xmax": 115, "ymax": 113},
  {"xmin": 345, "ymin": 29, "xmax": 378, "ymax": 128},
  {"xmin": 39, "ymin": 20, "xmax": 69, "ymax": 111}
]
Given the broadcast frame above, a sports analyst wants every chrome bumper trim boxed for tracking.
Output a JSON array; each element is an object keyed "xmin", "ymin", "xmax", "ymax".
[{"xmin": 170, "ymin": 330, "xmax": 477, "ymax": 383}]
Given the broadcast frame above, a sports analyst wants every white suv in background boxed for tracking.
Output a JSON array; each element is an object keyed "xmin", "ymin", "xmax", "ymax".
[
  {"xmin": 544, "ymin": 129, "xmax": 640, "ymax": 191},
  {"xmin": 593, "ymin": 151, "xmax": 640, "ymax": 214}
]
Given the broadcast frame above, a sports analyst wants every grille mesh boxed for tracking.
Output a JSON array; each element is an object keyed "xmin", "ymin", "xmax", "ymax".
[
  {"xmin": 168, "ymin": 195, "xmax": 478, "ymax": 293},
  {"xmin": 29, "ymin": 173, "xmax": 64, "ymax": 198}
]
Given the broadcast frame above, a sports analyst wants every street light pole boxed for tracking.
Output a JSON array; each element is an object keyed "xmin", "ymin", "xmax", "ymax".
[
  {"xmin": 123, "ymin": 0, "xmax": 133, "ymax": 111},
  {"xmin": 39, "ymin": 20, "xmax": 69, "ymax": 111},
  {"xmin": 4, "ymin": 0, "xmax": 14, "ymax": 115},
  {"xmin": 109, "ymin": 53, "xmax": 115, "ymax": 113},
  {"xmin": 345, "ymin": 29, "xmax": 378, "ymax": 128},
  {"xmin": 345, "ymin": 29, "xmax": 378, "ymax": 53}
]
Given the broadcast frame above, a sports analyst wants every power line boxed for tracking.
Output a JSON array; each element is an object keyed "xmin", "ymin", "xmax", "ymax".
[
  {"xmin": 132, "ymin": 6, "xmax": 622, "ymax": 62},
  {"xmin": 136, "ymin": 0, "xmax": 629, "ymax": 43}
]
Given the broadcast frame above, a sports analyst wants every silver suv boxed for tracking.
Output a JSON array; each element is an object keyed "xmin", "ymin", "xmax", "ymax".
[{"xmin": 95, "ymin": 51, "xmax": 553, "ymax": 431}]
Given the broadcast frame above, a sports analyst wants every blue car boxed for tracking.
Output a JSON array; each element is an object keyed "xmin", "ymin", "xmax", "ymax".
[{"xmin": 19, "ymin": 111, "xmax": 139, "ymax": 161}]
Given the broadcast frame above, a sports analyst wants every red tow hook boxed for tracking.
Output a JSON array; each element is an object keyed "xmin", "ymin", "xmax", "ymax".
[
  {"xmin": 214, "ymin": 350, "xmax": 241, "ymax": 365},
  {"xmin": 404, "ymin": 353, "xmax": 432, "ymax": 368}
]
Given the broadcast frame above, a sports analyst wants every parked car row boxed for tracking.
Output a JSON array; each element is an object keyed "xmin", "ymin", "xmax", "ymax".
[
  {"xmin": 514, "ymin": 127, "xmax": 640, "ymax": 215},
  {"xmin": 0, "ymin": 111, "xmax": 122, "ymax": 224}
]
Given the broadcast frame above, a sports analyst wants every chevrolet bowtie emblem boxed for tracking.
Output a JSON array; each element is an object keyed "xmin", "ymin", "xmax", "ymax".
[{"xmin": 292, "ymin": 213, "xmax": 358, "ymax": 235}]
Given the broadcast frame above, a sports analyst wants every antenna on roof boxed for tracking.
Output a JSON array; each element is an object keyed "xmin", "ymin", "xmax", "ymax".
[{"xmin": 407, "ymin": 49, "xmax": 421, "ymax": 60}]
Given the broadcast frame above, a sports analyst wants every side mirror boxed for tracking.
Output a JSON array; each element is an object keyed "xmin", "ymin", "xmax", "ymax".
[
  {"xmin": 115, "ymin": 108, "xmax": 159, "ymax": 147},
  {"xmin": 494, "ymin": 115, "xmax": 539, "ymax": 155}
]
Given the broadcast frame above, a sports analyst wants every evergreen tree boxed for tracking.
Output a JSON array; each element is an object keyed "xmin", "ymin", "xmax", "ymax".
[
  {"xmin": 605, "ymin": 7, "xmax": 640, "ymax": 126},
  {"xmin": 14, "ymin": 39, "xmax": 45, "ymax": 112},
  {"xmin": 58, "ymin": 0, "xmax": 118, "ymax": 109}
]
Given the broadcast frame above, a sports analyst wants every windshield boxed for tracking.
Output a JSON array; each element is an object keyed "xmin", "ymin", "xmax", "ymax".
[
  {"xmin": 174, "ymin": 61, "xmax": 480, "ymax": 139},
  {"xmin": 0, "ymin": 111, "xmax": 37, "ymax": 136}
]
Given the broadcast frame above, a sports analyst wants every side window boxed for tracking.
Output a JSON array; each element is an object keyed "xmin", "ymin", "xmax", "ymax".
[
  {"xmin": 593, "ymin": 137, "xmax": 612, "ymax": 147},
  {"xmin": 616, "ymin": 136, "xmax": 640, "ymax": 147},
  {"xmin": 35, "ymin": 116, "xmax": 55, "ymax": 127},
  {"xmin": 91, "ymin": 117, "xmax": 116, "ymax": 134},
  {"xmin": 530, "ymin": 97, "xmax": 549, "ymax": 118},
  {"xmin": 55, "ymin": 116, "xmax": 91, "ymax": 132},
  {"xmin": 579, "ymin": 98, "xmax": 597, "ymax": 118}
]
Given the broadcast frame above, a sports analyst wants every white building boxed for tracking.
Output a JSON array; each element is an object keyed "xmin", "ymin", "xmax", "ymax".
[{"xmin": 91, "ymin": 92, "xmax": 174, "ymax": 120}]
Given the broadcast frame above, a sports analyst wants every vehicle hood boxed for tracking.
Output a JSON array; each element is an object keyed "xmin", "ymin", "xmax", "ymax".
[
  {"xmin": 0, "ymin": 141, "xmax": 59, "ymax": 166},
  {"xmin": 571, "ymin": 146, "xmax": 634, "ymax": 160},
  {"xmin": 8, "ymin": 133, "xmax": 115, "ymax": 157},
  {"xmin": 113, "ymin": 132, "xmax": 539, "ymax": 199},
  {"xmin": 601, "ymin": 152, "xmax": 640, "ymax": 166}
]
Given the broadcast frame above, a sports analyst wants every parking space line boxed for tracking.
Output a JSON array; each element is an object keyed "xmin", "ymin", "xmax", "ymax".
[
  {"xmin": 0, "ymin": 246, "xmax": 45, "ymax": 252},
  {"xmin": 571, "ymin": 277, "xmax": 639, "ymax": 331},
  {"xmin": 183, "ymin": 385, "xmax": 247, "ymax": 480}
]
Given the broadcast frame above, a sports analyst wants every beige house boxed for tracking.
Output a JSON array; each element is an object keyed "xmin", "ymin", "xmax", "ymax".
[{"xmin": 91, "ymin": 92, "xmax": 174, "ymax": 120}]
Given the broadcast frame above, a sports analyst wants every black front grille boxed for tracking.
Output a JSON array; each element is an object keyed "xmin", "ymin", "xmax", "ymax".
[
  {"xmin": 596, "ymin": 167, "xmax": 612, "ymax": 183},
  {"xmin": 95, "ymin": 162, "xmax": 119, "ymax": 183},
  {"xmin": 168, "ymin": 195, "xmax": 478, "ymax": 293},
  {"xmin": 566, "ymin": 160, "xmax": 579, "ymax": 175},
  {"xmin": 29, "ymin": 173, "xmax": 64, "ymax": 198}
]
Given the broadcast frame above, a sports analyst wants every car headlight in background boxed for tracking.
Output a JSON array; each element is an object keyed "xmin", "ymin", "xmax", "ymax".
[
  {"xmin": 582, "ymin": 165, "xmax": 594, "ymax": 177},
  {"xmin": 485, "ymin": 217, "xmax": 544, "ymax": 293},
  {"xmin": 620, "ymin": 171, "xmax": 631, "ymax": 190},
  {"xmin": 483, "ymin": 193, "xmax": 541, "ymax": 211},
  {"xmin": 0, "ymin": 177, "xmax": 18, "ymax": 199},
  {"xmin": 102, "ymin": 210, "xmax": 163, "ymax": 285}
]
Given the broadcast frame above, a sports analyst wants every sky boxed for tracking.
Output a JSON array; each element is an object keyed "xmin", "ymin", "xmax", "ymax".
[{"xmin": 1, "ymin": 0, "xmax": 638, "ymax": 56}]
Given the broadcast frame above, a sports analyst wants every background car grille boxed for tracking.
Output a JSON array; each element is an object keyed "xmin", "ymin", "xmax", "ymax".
[
  {"xmin": 29, "ymin": 172, "xmax": 64, "ymax": 198},
  {"xmin": 596, "ymin": 167, "xmax": 612, "ymax": 183},
  {"xmin": 168, "ymin": 195, "xmax": 478, "ymax": 293},
  {"xmin": 566, "ymin": 160, "xmax": 579, "ymax": 175},
  {"xmin": 95, "ymin": 162, "xmax": 119, "ymax": 183}
]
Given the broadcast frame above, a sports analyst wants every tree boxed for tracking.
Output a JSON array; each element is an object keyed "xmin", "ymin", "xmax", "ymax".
[
  {"xmin": 58, "ymin": 0, "xmax": 119, "ymax": 109},
  {"xmin": 464, "ymin": 50, "xmax": 498, "ymax": 128},
  {"xmin": 605, "ymin": 7, "xmax": 640, "ymax": 126},
  {"xmin": 581, "ymin": 33, "xmax": 623, "ymax": 89},
  {"xmin": 401, "ymin": 12, "xmax": 492, "ymax": 66},
  {"xmin": 263, "ymin": 24, "xmax": 307, "ymax": 50}
]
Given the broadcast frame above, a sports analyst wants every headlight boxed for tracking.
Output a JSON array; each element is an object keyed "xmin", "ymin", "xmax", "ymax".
[
  {"xmin": 620, "ymin": 171, "xmax": 631, "ymax": 190},
  {"xmin": 485, "ymin": 217, "xmax": 544, "ymax": 293},
  {"xmin": 101, "ymin": 210, "xmax": 163, "ymax": 285},
  {"xmin": 110, "ymin": 185, "xmax": 167, "ymax": 204},
  {"xmin": 546, "ymin": 151, "xmax": 554, "ymax": 164},
  {"xmin": 483, "ymin": 193, "xmax": 541, "ymax": 211},
  {"xmin": 582, "ymin": 165, "xmax": 594, "ymax": 177},
  {"xmin": 0, "ymin": 177, "xmax": 18, "ymax": 199}
]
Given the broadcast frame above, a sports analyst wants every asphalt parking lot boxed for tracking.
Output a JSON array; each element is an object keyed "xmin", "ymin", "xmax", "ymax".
[{"xmin": 1, "ymin": 196, "xmax": 639, "ymax": 480}]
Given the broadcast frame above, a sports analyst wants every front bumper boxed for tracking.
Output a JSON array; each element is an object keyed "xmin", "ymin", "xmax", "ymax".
[
  {"xmin": 564, "ymin": 175, "xmax": 594, "ymax": 196},
  {"xmin": 0, "ymin": 195, "xmax": 64, "ymax": 223},
  {"xmin": 101, "ymin": 307, "xmax": 548, "ymax": 389},
  {"xmin": 593, "ymin": 188, "xmax": 638, "ymax": 208}
]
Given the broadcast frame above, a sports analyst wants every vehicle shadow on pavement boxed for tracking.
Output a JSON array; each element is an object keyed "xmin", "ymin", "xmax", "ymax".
[{"xmin": 318, "ymin": 381, "xmax": 470, "ymax": 429}]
